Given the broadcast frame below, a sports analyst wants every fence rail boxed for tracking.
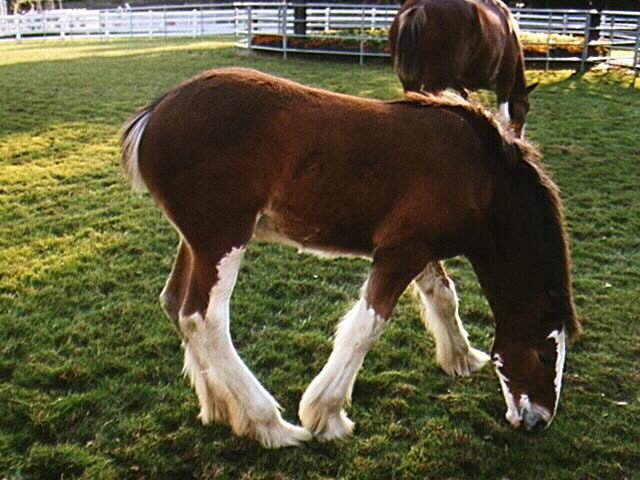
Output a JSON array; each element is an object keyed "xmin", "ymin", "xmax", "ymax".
[{"xmin": 1, "ymin": 3, "xmax": 638, "ymax": 79}]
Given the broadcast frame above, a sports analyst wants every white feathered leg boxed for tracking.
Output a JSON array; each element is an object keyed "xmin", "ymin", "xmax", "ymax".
[
  {"xmin": 299, "ymin": 293, "xmax": 386, "ymax": 441},
  {"xmin": 181, "ymin": 247, "xmax": 311, "ymax": 448},
  {"xmin": 414, "ymin": 262, "xmax": 489, "ymax": 377}
]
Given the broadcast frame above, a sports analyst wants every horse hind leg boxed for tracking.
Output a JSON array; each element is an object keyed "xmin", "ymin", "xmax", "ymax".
[
  {"xmin": 179, "ymin": 244, "xmax": 311, "ymax": 448},
  {"xmin": 159, "ymin": 238, "xmax": 192, "ymax": 334},
  {"xmin": 413, "ymin": 261, "xmax": 490, "ymax": 376}
]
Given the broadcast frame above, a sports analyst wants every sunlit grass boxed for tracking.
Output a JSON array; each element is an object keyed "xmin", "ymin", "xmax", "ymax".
[{"xmin": 0, "ymin": 38, "xmax": 638, "ymax": 479}]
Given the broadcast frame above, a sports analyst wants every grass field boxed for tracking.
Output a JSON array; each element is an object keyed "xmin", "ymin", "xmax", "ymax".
[{"xmin": 0, "ymin": 38, "xmax": 639, "ymax": 480}]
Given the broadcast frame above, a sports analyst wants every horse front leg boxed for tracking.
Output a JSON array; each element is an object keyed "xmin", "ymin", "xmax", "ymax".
[
  {"xmin": 298, "ymin": 293, "xmax": 382, "ymax": 441},
  {"xmin": 299, "ymin": 248, "xmax": 425, "ymax": 441},
  {"xmin": 413, "ymin": 261, "xmax": 490, "ymax": 376}
]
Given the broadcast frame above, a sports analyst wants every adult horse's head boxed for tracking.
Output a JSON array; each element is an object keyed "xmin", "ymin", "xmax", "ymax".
[
  {"xmin": 507, "ymin": 82, "xmax": 538, "ymax": 138},
  {"xmin": 468, "ymin": 138, "xmax": 580, "ymax": 430}
]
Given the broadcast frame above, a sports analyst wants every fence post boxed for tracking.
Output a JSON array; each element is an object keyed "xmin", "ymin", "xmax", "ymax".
[
  {"xmin": 324, "ymin": 6, "xmax": 329, "ymax": 32},
  {"xmin": 359, "ymin": 7, "xmax": 365, "ymax": 65},
  {"xmin": 580, "ymin": 9, "xmax": 600, "ymax": 72},
  {"xmin": 545, "ymin": 11, "xmax": 552, "ymax": 71},
  {"xmin": 163, "ymin": 9, "xmax": 167, "ymax": 38},
  {"xmin": 293, "ymin": 0, "xmax": 306, "ymax": 36},
  {"xmin": 61, "ymin": 10, "xmax": 67, "ymax": 39},
  {"xmin": 233, "ymin": 5, "xmax": 238, "ymax": 36},
  {"xmin": 282, "ymin": 4, "xmax": 288, "ymax": 60},
  {"xmin": 632, "ymin": 16, "xmax": 640, "ymax": 87},
  {"xmin": 105, "ymin": 12, "xmax": 111, "ymax": 39},
  {"xmin": 247, "ymin": 6, "xmax": 252, "ymax": 52}
]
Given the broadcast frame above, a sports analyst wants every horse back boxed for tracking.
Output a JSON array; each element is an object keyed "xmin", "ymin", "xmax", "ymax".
[
  {"xmin": 391, "ymin": 0, "xmax": 518, "ymax": 92},
  {"xmin": 391, "ymin": 0, "xmax": 477, "ymax": 91},
  {"xmin": 132, "ymin": 68, "xmax": 499, "ymax": 257},
  {"xmin": 470, "ymin": 0, "xmax": 523, "ymax": 81}
]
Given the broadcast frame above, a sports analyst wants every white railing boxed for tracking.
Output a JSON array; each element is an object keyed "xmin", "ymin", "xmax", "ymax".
[
  {"xmin": 1, "ymin": 3, "xmax": 638, "ymax": 79},
  {"xmin": 235, "ymin": 3, "xmax": 395, "ymax": 64},
  {"xmin": 0, "ymin": 3, "xmax": 239, "ymax": 39}
]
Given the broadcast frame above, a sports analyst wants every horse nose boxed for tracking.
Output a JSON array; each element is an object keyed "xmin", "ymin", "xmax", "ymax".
[{"xmin": 522, "ymin": 408, "xmax": 549, "ymax": 431}]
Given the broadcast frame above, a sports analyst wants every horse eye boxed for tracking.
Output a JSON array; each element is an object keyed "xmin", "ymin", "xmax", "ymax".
[{"xmin": 537, "ymin": 352, "xmax": 552, "ymax": 366}]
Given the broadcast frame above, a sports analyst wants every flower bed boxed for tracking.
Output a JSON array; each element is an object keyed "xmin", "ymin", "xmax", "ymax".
[
  {"xmin": 251, "ymin": 28, "xmax": 389, "ymax": 55},
  {"xmin": 519, "ymin": 31, "xmax": 609, "ymax": 58},
  {"xmin": 250, "ymin": 29, "xmax": 609, "ymax": 59}
]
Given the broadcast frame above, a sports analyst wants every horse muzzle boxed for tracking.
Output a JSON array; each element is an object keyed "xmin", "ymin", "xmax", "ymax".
[{"xmin": 505, "ymin": 395, "xmax": 553, "ymax": 431}]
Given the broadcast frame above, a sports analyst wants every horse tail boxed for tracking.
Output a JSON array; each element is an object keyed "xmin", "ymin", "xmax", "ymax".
[
  {"xmin": 394, "ymin": 5, "xmax": 428, "ymax": 90},
  {"xmin": 120, "ymin": 104, "xmax": 155, "ymax": 193}
]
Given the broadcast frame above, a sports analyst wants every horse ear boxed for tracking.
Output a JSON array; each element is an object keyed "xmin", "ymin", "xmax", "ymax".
[{"xmin": 526, "ymin": 82, "xmax": 539, "ymax": 94}]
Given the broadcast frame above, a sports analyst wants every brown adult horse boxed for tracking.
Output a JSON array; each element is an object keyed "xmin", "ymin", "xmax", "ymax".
[
  {"xmin": 389, "ymin": 0, "xmax": 537, "ymax": 138},
  {"xmin": 120, "ymin": 68, "xmax": 579, "ymax": 448}
]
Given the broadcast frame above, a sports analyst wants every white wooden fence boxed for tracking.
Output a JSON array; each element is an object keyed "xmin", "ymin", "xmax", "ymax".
[
  {"xmin": 1, "ymin": 3, "xmax": 638, "ymax": 78},
  {"xmin": 0, "ymin": 3, "xmax": 239, "ymax": 39}
]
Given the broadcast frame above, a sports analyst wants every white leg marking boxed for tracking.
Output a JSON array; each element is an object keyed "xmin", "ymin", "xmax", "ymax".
[
  {"xmin": 181, "ymin": 247, "xmax": 311, "ymax": 448},
  {"xmin": 299, "ymin": 295, "xmax": 386, "ymax": 441},
  {"xmin": 414, "ymin": 268, "xmax": 489, "ymax": 376},
  {"xmin": 521, "ymin": 394, "xmax": 552, "ymax": 429},
  {"xmin": 548, "ymin": 329, "xmax": 566, "ymax": 419},
  {"xmin": 520, "ymin": 123, "xmax": 527, "ymax": 138},
  {"xmin": 498, "ymin": 102, "xmax": 511, "ymax": 124},
  {"xmin": 493, "ymin": 354, "xmax": 553, "ymax": 430},
  {"xmin": 493, "ymin": 353, "xmax": 522, "ymax": 428}
]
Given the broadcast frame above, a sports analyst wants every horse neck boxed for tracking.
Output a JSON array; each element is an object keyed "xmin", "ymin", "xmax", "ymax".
[
  {"xmin": 508, "ymin": 53, "xmax": 528, "ymax": 100},
  {"xmin": 469, "ymin": 144, "xmax": 578, "ymax": 339}
]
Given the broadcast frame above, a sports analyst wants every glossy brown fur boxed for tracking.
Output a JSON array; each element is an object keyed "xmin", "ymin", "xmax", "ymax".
[
  {"xmin": 389, "ymin": 0, "xmax": 533, "ymax": 137},
  {"xmin": 121, "ymin": 68, "xmax": 579, "ymax": 433}
]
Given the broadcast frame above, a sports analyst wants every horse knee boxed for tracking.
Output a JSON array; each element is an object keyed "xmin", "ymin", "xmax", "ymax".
[
  {"xmin": 179, "ymin": 311, "xmax": 203, "ymax": 337},
  {"xmin": 431, "ymin": 279, "xmax": 458, "ymax": 317},
  {"xmin": 159, "ymin": 288, "xmax": 180, "ymax": 322}
]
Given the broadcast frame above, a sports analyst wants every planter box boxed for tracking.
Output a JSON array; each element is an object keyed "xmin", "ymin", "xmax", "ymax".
[{"xmin": 250, "ymin": 30, "xmax": 610, "ymax": 67}]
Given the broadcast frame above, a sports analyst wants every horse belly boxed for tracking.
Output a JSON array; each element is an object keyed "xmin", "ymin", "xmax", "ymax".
[{"xmin": 254, "ymin": 213, "xmax": 373, "ymax": 260}]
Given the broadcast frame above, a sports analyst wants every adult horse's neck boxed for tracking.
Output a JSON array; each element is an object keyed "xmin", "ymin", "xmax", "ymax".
[{"xmin": 469, "ymin": 140, "xmax": 579, "ymax": 341}]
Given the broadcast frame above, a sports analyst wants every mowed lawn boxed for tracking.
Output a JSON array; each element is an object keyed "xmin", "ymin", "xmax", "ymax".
[{"xmin": 0, "ymin": 38, "xmax": 638, "ymax": 480}]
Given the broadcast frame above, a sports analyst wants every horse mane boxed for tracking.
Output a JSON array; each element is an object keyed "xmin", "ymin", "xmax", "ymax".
[
  {"xmin": 500, "ymin": 140, "xmax": 581, "ymax": 340},
  {"xmin": 394, "ymin": 91, "xmax": 580, "ymax": 339},
  {"xmin": 392, "ymin": 91, "xmax": 517, "ymax": 152}
]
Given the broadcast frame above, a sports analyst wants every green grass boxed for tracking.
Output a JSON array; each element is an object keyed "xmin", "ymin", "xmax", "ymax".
[{"xmin": 1, "ymin": 38, "xmax": 639, "ymax": 480}]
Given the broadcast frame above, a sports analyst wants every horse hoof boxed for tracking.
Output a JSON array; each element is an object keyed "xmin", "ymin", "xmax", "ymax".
[
  {"xmin": 440, "ymin": 347, "xmax": 490, "ymax": 377},
  {"xmin": 299, "ymin": 402, "xmax": 355, "ymax": 441},
  {"xmin": 253, "ymin": 418, "xmax": 312, "ymax": 448}
]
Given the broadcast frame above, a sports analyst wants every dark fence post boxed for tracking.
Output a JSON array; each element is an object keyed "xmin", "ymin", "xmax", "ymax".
[
  {"xmin": 293, "ymin": 0, "xmax": 306, "ymax": 37},
  {"xmin": 580, "ymin": 9, "xmax": 601, "ymax": 72}
]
